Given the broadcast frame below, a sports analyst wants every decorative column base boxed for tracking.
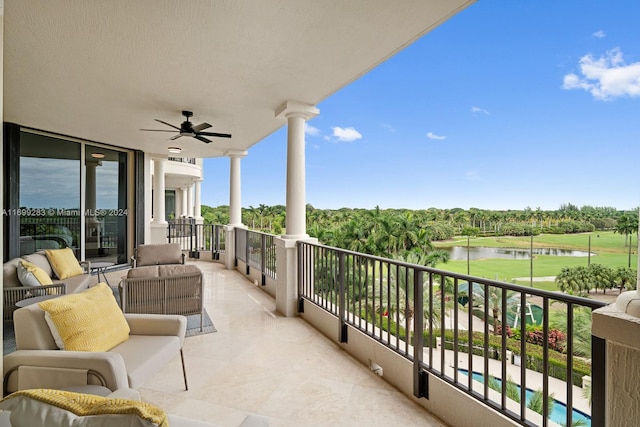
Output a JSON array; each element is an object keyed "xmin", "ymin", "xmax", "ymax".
[
  {"xmin": 274, "ymin": 236, "xmax": 317, "ymax": 317},
  {"xmin": 149, "ymin": 222, "xmax": 168, "ymax": 244},
  {"xmin": 223, "ymin": 225, "xmax": 246, "ymax": 270}
]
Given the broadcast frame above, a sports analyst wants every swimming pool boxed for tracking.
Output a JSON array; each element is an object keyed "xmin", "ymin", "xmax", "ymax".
[{"xmin": 458, "ymin": 369, "xmax": 591, "ymax": 426}]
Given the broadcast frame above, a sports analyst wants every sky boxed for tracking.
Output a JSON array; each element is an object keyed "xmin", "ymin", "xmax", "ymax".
[{"xmin": 202, "ymin": 1, "xmax": 640, "ymax": 212}]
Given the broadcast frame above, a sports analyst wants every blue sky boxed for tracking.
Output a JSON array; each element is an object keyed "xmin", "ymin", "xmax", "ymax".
[{"xmin": 203, "ymin": 1, "xmax": 640, "ymax": 211}]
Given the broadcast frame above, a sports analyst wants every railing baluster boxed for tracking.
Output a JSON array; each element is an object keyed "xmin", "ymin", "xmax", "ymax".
[
  {"xmin": 566, "ymin": 302, "xmax": 574, "ymax": 427},
  {"xmin": 468, "ymin": 280, "xmax": 473, "ymax": 392},
  {"xmin": 520, "ymin": 291, "xmax": 526, "ymax": 421},
  {"xmin": 294, "ymin": 241, "xmax": 607, "ymax": 427},
  {"xmin": 542, "ymin": 297, "xmax": 549, "ymax": 427},
  {"xmin": 413, "ymin": 266, "xmax": 425, "ymax": 398},
  {"xmin": 453, "ymin": 277, "xmax": 459, "ymax": 384}
]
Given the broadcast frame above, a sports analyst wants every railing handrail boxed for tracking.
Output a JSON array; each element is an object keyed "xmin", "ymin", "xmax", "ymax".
[
  {"xmin": 297, "ymin": 240, "xmax": 607, "ymax": 310},
  {"xmin": 297, "ymin": 240, "xmax": 606, "ymax": 427}
]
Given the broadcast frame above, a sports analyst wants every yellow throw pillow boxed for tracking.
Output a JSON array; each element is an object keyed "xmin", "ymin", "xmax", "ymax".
[
  {"xmin": 45, "ymin": 248, "xmax": 83, "ymax": 280},
  {"xmin": 0, "ymin": 389, "xmax": 168, "ymax": 427},
  {"xmin": 18, "ymin": 260, "xmax": 53, "ymax": 286},
  {"xmin": 39, "ymin": 283, "xmax": 130, "ymax": 352}
]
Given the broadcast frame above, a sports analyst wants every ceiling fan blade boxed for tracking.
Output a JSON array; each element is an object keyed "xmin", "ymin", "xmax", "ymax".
[
  {"xmin": 195, "ymin": 135, "xmax": 212, "ymax": 144},
  {"xmin": 169, "ymin": 134, "xmax": 183, "ymax": 140},
  {"xmin": 154, "ymin": 119, "xmax": 181, "ymax": 131},
  {"xmin": 140, "ymin": 128, "xmax": 177, "ymax": 132},
  {"xmin": 191, "ymin": 122, "xmax": 212, "ymax": 133},
  {"xmin": 198, "ymin": 131, "xmax": 232, "ymax": 138}
]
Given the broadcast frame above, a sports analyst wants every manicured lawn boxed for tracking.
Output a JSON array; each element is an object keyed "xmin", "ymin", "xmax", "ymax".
[{"xmin": 433, "ymin": 231, "xmax": 637, "ymax": 291}]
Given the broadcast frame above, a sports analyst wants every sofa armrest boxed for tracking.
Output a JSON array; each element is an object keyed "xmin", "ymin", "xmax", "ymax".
[
  {"xmin": 124, "ymin": 314, "xmax": 186, "ymax": 346},
  {"xmin": 3, "ymin": 284, "xmax": 66, "ymax": 322},
  {"xmin": 3, "ymin": 350, "xmax": 130, "ymax": 394}
]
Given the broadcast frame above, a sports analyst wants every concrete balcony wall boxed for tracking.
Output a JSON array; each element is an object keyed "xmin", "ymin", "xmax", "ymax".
[
  {"xmin": 234, "ymin": 259, "xmax": 276, "ymax": 298},
  {"xmin": 164, "ymin": 160, "xmax": 201, "ymax": 178},
  {"xmin": 300, "ymin": 301, "xmax": 518, "ymax": 427}
]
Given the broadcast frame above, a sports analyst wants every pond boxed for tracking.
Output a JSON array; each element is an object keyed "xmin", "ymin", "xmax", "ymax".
[{"xmin": 442, "ymin": 246, "xmax": 594, "ymax": 261}]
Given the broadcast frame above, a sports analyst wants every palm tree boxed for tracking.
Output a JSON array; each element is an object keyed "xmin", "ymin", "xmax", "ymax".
[
  {"xmin": 365, "ymin": 252, "xmax": 445, "ymax": 337},
  {"xmin": 614, "ymin": 212, "xmax": 639, "ymax": 247},
  {"xmin": 471, "ymin": 285, "xmax": 518, "ymax": 335},
  {"xmin": 550, "ymin": 306, "xmax": 593, "ymax": 358},
  {"xmin": 613, "ymin": 266, "xmax": 636, "ymax": 293},
  {"xmin": 527, "ymin": 389, "xmax": 555, "ymax": 416}
]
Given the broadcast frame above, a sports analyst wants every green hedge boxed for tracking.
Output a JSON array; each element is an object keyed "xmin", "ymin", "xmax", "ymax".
[
  {"xmin": 427, "ymin": 330, "xmax": 590, "ymax": 387},
  {"xmin": 356, "ymin": 313, "xmax": 590, "ymax": 387}
]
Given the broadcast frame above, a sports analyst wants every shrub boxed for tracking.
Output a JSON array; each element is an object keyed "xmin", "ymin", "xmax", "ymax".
[{"xmin": 429, "ymin": 329, "xmax": 589, "ymax": 386}]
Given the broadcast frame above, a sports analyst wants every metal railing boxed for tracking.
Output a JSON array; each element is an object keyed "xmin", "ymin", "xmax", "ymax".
[
  {"xmin": 235, "ymin": 228, "xmax": 277, "ymax": 284},
  {"xmin": 297, "ymin": 241, "xmax": 605, "ymax": 427},
  {"xmin": 168, "ymin": 222, "xmax": 225, "ymax": 257},
  {"xmin": 168, "ymin": 157, "xmax": 196, "ymax": 164}
]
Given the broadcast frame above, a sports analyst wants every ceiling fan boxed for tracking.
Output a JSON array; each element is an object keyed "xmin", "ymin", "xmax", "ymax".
[{"xmin": 140, "ymin": 110, "xmax": 232, "ymax": 143}]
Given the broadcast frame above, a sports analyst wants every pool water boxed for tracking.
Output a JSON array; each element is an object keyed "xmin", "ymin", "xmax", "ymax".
[{"xmin": 459, "ymin": 369, "xmax": 591, "ymax": 426}]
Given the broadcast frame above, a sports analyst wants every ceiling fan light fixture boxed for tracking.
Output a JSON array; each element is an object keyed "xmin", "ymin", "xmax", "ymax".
[
  {"xmin": 168, "ymin": 147, "xmax": 182, "ymax": 154},
  {"xmin": 140, "ymin": 110, "xmax": 232, "ymax": 144},
  {"xmin": 90, "ymin": 152, "xmax": 105, "ymax": 159}
]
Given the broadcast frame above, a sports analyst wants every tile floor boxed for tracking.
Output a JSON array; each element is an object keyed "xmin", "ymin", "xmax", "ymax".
[{"xmin": 133, "ymin": 261, "xmax": 449, "ymax": 427}]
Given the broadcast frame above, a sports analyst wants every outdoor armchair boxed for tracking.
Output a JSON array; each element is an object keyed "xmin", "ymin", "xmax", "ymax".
[
  {"xmin": 4, "ymin": 301, "xmax": 189, "ymax": 395},
  {"xmin": 131, "ymin": 243, "xmax": 185, "ymax": 268}
]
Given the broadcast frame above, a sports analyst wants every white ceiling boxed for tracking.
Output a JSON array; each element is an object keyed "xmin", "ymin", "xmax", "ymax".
[{"xmin": 4, "ymin": 0, "xmax": 474, "ymax": 158}]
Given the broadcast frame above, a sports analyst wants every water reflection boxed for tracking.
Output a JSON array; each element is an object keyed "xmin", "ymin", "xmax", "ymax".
[{"xmin": 443, "ymin": 247, "xmax": 593, "ymax": 261}]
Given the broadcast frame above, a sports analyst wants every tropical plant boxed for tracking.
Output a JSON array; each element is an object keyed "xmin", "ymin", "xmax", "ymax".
[
  {"xmin": 614, "ymin": 212, "xmax": 639, "ymax": 247},
  {"xmin": 471, "ymin": 285, "xmax": 518, "ymax": 335},
  {"xmin": 487, "ymin": 375, "xmax": 555, "ymax": 417}
]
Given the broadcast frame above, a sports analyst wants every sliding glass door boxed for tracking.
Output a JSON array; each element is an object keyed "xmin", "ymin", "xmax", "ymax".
[{"xmin": 17, "ymin": 130, "xmax": 130, "ymax": 265}]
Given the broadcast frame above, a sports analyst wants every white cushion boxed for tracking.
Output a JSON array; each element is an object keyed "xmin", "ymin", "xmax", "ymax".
[
  {"xmin": 0, "ymin": 389, "xmax": 167, "ymax": 427},
  {"xmin": 16, "ymin": 260, "xmax": 52, "ymax": 286}
]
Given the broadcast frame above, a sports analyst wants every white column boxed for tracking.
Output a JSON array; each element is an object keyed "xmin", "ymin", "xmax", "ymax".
[
  {"xmin": 224, "ymin": 151, "xmax": 247, "ymax": 270},
  {"xmin": 194, "ymin": 179, "xmax": 203, "ymax": 220},
  {"xmin": 227, "ymin": 151, "xmax": 247, "ymax": 227},
  {"xmin": 274, "ymin": 100, "xmax": 318, "ymax": 316},
  {"xmin": 85, "ymin": 160, "xmax": 100, "ymax": 225},
  {"xmin": 150, "ymin": 158, "xmax": 168, "ymax": 243},
  {"xmin": 175, "ymin": 188, "xmax": 183, "ymax": 217},
  {"xmin": 181, "ymin": 187, "xmax": 188, "ymax": 218},
  {"xmin": 186, "ymin": 184, "xmax": 194, "ymax": 217},
  {"xmin": 275, "ymin": 100, "xmax": 318, "ymax": 239},
  {"xmin": 151, "ymin": 158, "xmax": 167, "ymax": 224}
]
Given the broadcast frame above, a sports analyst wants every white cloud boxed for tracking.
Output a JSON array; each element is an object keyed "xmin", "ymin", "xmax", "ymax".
[
  {"xmin": 592, "ymin": 30, "xmax": 606, "ymax": 38},
  {"xmin": 305, "ymin": 123, "xmax": 320, "ymax": 136},
  {"xmin": 332, "ymin": 126, "xmax": 362, "ymax": 142},
  {"xmin": 426, "ymin": 131, "xmax": 446, "ymax": 140},
  {"xmin": 471, "ymin": 106, "xmax": 489, "ymax": 115},
  {"xmin": 563, "ymin": 47, "xmax": 640, "ymax": 100}
]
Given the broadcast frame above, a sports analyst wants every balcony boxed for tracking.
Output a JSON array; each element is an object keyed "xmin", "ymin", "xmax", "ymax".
[
  {"xmin": 162, "ymin": 228, "xmax": 609, "ymax": 426},
  {"xmin": 137, "ymin": 260, "xmax": 445, "ymax": 426}
]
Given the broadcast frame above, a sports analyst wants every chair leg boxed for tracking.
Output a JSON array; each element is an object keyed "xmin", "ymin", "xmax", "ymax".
[
  {"xmin": 200, "ymin": 313, "xmax": 203, "ymax": 332},
  {"xmin": 180, "ymin": 349, "xmax": 188, "ymax": 390}
]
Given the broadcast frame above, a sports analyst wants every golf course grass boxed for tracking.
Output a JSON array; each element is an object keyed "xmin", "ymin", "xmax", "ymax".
[{"xmin": 433, "ymin": 231, "xmax": 637, "ymax": 291}]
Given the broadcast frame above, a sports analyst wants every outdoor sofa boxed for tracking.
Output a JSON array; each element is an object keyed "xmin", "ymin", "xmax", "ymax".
[{"xmin": 2, "ymin": 249, "xmax": 92, "ymax": 322}]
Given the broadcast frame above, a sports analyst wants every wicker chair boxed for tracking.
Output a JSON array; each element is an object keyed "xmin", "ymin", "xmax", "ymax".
[{"xmin": 119, "ymin": 265, "xmax": 204, "ymax": 331}]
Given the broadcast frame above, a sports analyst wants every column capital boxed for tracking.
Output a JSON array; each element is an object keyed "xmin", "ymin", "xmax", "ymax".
[
  {"xmin": 224, "ymin": 150, "xmax": 248, "ymax": 158},
  {"xmin": 275, "ymin": 100, "xmax": 319, "ymax": 121}
]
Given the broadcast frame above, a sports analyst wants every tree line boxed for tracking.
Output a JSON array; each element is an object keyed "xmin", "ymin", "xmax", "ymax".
[{"xmin": 202, "ymin": 203, "xmax": 638, "ymax": 253}]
